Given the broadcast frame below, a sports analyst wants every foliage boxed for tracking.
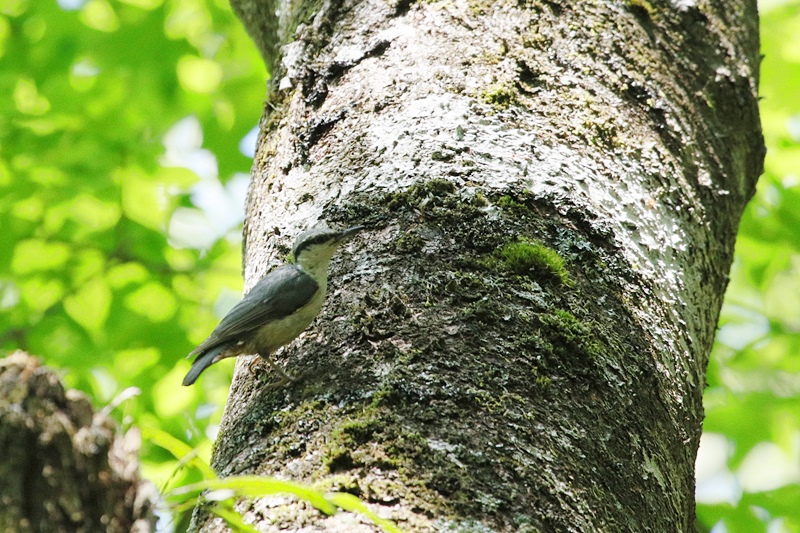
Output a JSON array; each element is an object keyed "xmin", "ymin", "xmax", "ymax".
[
  {"xmin": 0, "ymin": 0, "xmax": 264, "ymax": 528},
  {"xmin": 695, "ymin": 1, "xmax": 800, "ymax": 531}
]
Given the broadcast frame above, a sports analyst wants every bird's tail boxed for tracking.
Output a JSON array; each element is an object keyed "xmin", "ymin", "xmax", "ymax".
[{"xmin": 182, "ymin": 343, "xmax": 230, "ymax": 386}]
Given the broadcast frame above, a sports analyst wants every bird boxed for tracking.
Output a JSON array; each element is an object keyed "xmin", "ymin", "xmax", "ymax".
[{"xmin": 182, "ymin": 225, "xmax": 363, "ymax": 386}]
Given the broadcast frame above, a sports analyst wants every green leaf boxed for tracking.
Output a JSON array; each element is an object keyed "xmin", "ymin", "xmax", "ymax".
[
  {"xmin": 142, "ymin": 425, "xmax": 216, "ymax": 480},
  {"xmin": 327, "ymin": 492, "xmax": 403, "ymax": 533},
  {"xmin": 168, "ymin": 476, "xmax": 338, "ymax": 516},
  {"xmin": 124, "ymin": 281, "xmax": 177, "ymax": 322},
  {"xmin": 11, "ymin": 239, "xmax": 71, "ymax": 274},
  {"xmin": 209, "ymin": 504, "xmax": 259, "ymax": 533},
  {"xmin": 64, "ymin": 276, "xmax": 112, "ymax": 333}
]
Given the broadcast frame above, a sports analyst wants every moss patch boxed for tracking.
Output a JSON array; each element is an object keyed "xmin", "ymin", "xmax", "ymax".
[
  {"xmin": 386, "ymin": 179, "xmax": 456, "ymax": 211},
  {"xmin": 325, "ymin": 412, "xmax": 401, "ymax": 472},
  {"xmin": 480, "ymin": 83, "xmax": 516, "ymax": 109},
  {"xmin": 494, "ymin": 238, "xmax": 571, "ymax": 286},
  {"xmin": 395, "ymin": 231, "xmax": 426, "ymax": 254},
  {"xmin": 625, "ymin": 0, "xmax": 654, "ymax": 17},
  {"xmin": 495, "ymin": 194, "xmax": 528, "ymax": 213},
  {"xmin": 538, "ymin": 309, "xmax": 602, "ymax": 362}
]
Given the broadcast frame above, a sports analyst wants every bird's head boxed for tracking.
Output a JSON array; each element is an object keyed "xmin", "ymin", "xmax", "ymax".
[{"xmin": 292, "ymin": 225, "xmax": 363, "ymax": 275}]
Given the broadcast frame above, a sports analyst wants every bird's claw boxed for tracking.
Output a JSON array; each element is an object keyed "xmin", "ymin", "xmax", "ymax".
[
  {"xmin": 248, "ymin": 355, "xmax": 262, "ymax": 375},
  {"xmin": 249, "ymin": 355, "xmax": 303, "ymax": 390}
]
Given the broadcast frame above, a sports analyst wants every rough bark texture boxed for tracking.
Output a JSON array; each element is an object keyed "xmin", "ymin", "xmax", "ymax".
[
  {"xmin": 198, "ymin": 0, "xmax": 763, "ymax": 531},
  {"xmin": 0, "ymin": 352, "xmax": 157, "ymax": 533}
]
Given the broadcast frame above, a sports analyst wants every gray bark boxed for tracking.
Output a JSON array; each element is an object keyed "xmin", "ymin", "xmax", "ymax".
[{"xmin": 197, "ymin": 0, "xmax": 763, "ymax": 530}]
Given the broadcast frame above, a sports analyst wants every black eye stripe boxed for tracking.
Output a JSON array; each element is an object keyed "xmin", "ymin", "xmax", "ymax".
[
  {"xmin": 294, "ymin": 231, "xmax": 340, "ymax": 257},
  {"xmin": 309, "ymin": 234, "xmax": 334, "ymax": 246}
]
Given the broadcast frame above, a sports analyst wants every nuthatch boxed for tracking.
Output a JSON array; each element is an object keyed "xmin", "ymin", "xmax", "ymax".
[{"xmin": 182, "ymin": 226, "xmax": 363, "ymax": 386}]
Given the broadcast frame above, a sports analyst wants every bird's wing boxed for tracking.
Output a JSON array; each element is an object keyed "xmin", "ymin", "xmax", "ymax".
[{"xmin": 189, "ymin": 265, "xmax": 319, "ymax": 357}]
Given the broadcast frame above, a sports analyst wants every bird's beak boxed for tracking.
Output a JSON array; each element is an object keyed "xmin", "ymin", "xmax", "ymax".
[{"xmin": 339, "ymin": 226, "xmax": 364, "ymax": 241}]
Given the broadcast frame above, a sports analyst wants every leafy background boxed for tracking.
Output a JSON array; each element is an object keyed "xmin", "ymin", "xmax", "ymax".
[
  {"xmin": 0, "ymin": 0, "xmax": 263, "ymax": 528},
  {"xmin": 695, "ymin": 2, "xmax": 800, "ymax": 531},
  {"xmin": 0, "ymin": 0, "xmax": 797, "ymax": 531}
]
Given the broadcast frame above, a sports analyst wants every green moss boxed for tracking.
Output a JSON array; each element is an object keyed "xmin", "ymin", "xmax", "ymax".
[
  {"xmin": 538, "ymin": 309, "xmax": 602, "ymax": 361},
  {"xmin": 385, "ymin": 431, "xmax": 428, "ymax": 460},
  {"xmin": 324, "ymin": 413, "xmax": 399, "ymax": 472},
  {"xmin": 625, "ymin": 0, "xmax": 654, "ymax": 16},
  {"xmin": 431, "ymin": 149, "xmax": 455, "ymax": 161},
  {"xmin": 522, "ymin": 31, "xmax": 550, "ymax": 50},
  {"xmin": 496, "ymin": 238, "xmax": 571, "ymax": 286},
  {"xmin": 480, "ymin": 83, "xmax": 516, "ymax": 109},
  {"xmin": 466, "ymin": 0, "xmax": 488, "ymax": 16},
  {"xmin": 580, "ymin": 116, "xmax": 620, "ymax": 149},
  {"xmin": 418, "ymin": 178, "xmax": 456, "ymax": 197},
  {"xmin": 395, "ymin": 231, "xmax": 425, "ymax": 253},
  {"xmin": 381, "ymin": 180, "xmax": 488, "ymax": 232},
  {"xmin": 386, "ymin": 179, "xmax": 456, "ymax": 210},
  {"xmin": 492, "ymin": 191, "xmax": 539, "ymax": 218},
  {"xmin": 462, "ymin": 298, "xmax": 505, "ymax": 323},
  {"xmin": 445, "ymin": 271, "xmax": 490, "ymax": 302},
  {"xmin": 315, "ymin": 473, "xmax": 362, "ymax": 494},
  {"xmin": 510, "ymin": 334, "xmax": 553, "ymax": 389},
  {"xmin": 336, "ymin": 415, "xmax": 383, "ymax": 443},
  {"xmin": 459, "ymin": 235, "xmax": 571, "ymax": 287},
  {"xmin": 324, "ymin": 406, "xmax": 430, "ymax": 468},
  {"xmin": 495, "ymin": 195, "xmax": 527, "ymax": 211}
]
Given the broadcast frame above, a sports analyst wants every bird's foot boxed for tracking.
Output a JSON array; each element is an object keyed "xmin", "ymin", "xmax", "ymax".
[
  {"xmin": 249, "ymin": 355, "xmax": 305, "ymax": 391},
  {"xmin": 247, "ymin": 355, "xmax": 262, "ymax": 375}
]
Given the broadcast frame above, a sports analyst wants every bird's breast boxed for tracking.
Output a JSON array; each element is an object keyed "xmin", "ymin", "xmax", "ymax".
[{"xmin": 250, "ymin": 286, "xmax": 327, "ymax": 355}]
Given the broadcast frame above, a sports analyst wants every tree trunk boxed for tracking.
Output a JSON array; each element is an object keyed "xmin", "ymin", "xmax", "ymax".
[
  {"xmin": 0, "ymin": 352, "xmax": 156, "ymax": 533},
  {"xmin": 197, "ymin": 0, "xmax": 763, "ymax": 530}
]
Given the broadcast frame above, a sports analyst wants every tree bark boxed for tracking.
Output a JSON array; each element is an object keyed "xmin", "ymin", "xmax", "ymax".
[
  {"xmin": 198, "ymin": 0, "xmax": 763, "ymax": 530},
  {"xmin": 0, "ymin": 352, "xmax": 156, "ymax": 533}
]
